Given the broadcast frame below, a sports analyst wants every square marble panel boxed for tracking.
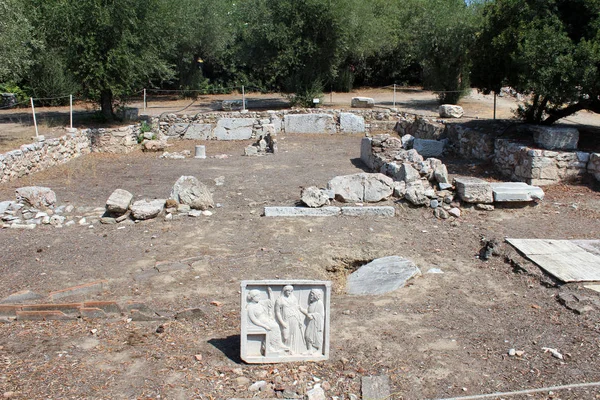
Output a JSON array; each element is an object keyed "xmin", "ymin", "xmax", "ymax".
[{"xmin": 240, "ymin": 280, "xmax": 331, "ymax": 363}]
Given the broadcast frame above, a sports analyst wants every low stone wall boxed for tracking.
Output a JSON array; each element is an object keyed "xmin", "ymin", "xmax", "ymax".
[
  {"xmin": 494, "ymin": 139, "xmax": 592, "ymax": 186},
  {"xmin": 0, "ymin": 126, "xmax": 139, "ymax": 183},
  {"xmin": 394, "ymin": 114, "xmax": 446, "ymax": 140},
  {"xmin": 446, "ymin": 123, "xmax": 504, "ymax": 161},
  {"xmin": 152, "ymin": 109, "xmax": 404, "ymax": 139}
]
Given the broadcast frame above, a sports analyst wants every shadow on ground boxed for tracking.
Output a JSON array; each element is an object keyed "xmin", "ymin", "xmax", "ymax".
[{"xmin": 208, "ymin": 335, "xmax": 242, "ymax": 364}]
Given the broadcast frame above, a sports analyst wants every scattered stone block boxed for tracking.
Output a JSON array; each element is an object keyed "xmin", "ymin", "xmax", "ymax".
[
  {"xmin": 240, "ymin": 280, "xmax": 331, "ymax": 363},
  {"xmin": 361, "ymin": 375, "xmax": 391, "ymax": 400},
  {"xmin": 214, "ymin": 118, "xmax": 254, "ymax": 140},
  {"xmin": 490, "ymin": 182, "xmax": 544, "ymax": 202},
  {"xmin": 530, "ymin": 125, "xmax": 579, "ymax": 150},
  {"xmin": 346, "ymin": 256, "xmax": 421, "ymax": 295},
  {"xmin": 15, "ymin": 186, "xmax": 56, "ymax": 208},
  {"xmin": 48, "ymin": 281, "xmax": 107, "ymax": 300},
  {"xmin": 340, "ymin": 113, "xmax": 365, "ymax": 133},
  {"xmin": 106, "ymin": 189, "xmax": 133, "ymax": 215},
  {"xmin": 170, "ymin": 176, "xmax": 214, "ymax": 210},
  {"xmin": 341, "ymin": 207, "xmax": 395, "ymax": 217},
  {"xmin": 413, "ymin": 138, "xmax": 445, "ymax": 157},
  {"xmin": 264, "ymin": 207, "xmax": 341, "ymax": 217},
  {"xmin": 284, "ymin": 114, "xmax": 336, "ymax": 134},
  {"xmin": 351, "ymin": 97, "xmax": 375, "ymax": 108},
  {"xmin": 301, "ymin": 187, "xmax": 330, "ymax": 208},
  {"xmin": 130, "ymin": 199, "xmax": 166, "ymax": 220},
  {"xmin": 1, "ymin": 290, "xmax": 44, "ymax": 304},
  {"xmin": 327, "ymin": 173, "xmax": 393, "ymax": 203},
  {"xmin": 454, "ymin": 177, "xmax": 493, "ymax": 204},
  {"xmin": 142, "ymin": 140, "xmax": 166, "ymax": 152},
  {"xmin": 439, "ymin": 104, "xmax": 464, "ymax": 118},
  {"xmin": 183, "ymin": 124, "xmax": 213, "ymax": 140}
]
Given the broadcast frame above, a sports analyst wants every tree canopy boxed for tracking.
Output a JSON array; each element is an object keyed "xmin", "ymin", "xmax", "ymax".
[
  {"xmin": 471, "ymin": 0, "xmax": 600, "ymax": 124},
  {"xmin": 7, "ymin": 0, "xmax": 599, "ymax": 124}
]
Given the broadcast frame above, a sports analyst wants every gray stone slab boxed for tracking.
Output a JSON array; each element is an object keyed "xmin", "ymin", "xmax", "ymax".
[
  {"xmin": 454, "ymin": 177, "xmax": 493, "ymax": 204},
  {"xmin": 182, "ymin": 123, "xmax": 213, "ymax": 140},
  {"xmin": 264, "ymin": 207, "xmax": 341, "ymax": 217},
  {"xmin": 530, "ymin": 125, "xmax": 579, "ymax": 150},
  {"xmin": 490, "ymin": 182, "xmax": 544, "ymax": 202},
  {"xmin": 346, "ymin": 256, "xmax": 421, "ymax": 295},
  {"xmin": 284, "ymin": 114, "xmax": 336, "ymax": 134},
  {"xmin": 214, "ymin": 118, "xmax": 254, "ymax": 140},
  {"xmin": 362, "ymin": 375, "xmax": 391, "ymax": 400},
  {"xmin": 506, "ymin": 239, "xmax": 600, "ymax": 282},
  {"xmin": 341, "ymin": 207, "xmax": 395, "ymax": 217},
  {"xmin": 340, "ymin": 113, "xmax": 365, "ymax": 133},
  {"xmin": 360, "ymin": 137, "xmax": 374, "ymax": 170},
  {"xmin": 240, "ymin": 280, "xmax": 331, "ymax": 363},
  {"xmin": 1, "ymin": 290, "xmax": 44, "ymax": 304},
  {"xmin": 413, "ymin": 138, "xmax": 445, "ymax": 157}
]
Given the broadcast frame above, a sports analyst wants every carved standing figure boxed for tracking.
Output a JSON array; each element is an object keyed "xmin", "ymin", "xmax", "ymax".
[
  {"xmin": 304, "ymin": 289, "xmax": 325, "ymax": 354},
  {"xmin": 246, "ymin": 288, "xmax": 287, "ymax": 355},
  {"xmin": 275, "ymin": 285, "xmax": 306, "ymax": 354}
]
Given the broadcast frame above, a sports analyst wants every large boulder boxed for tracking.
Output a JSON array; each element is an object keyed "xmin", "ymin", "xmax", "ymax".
[
  {"xmin": 15, "ymin": 187, "xmax": 57, "ymax": 208},
  {"xmin": 106, "ymin": 189, "xmax": 134, "ymax": 215},
  {"xmin": 130, "ymin": 199, "xmax": 165, "ymax": 220},
  {"xmin": 439, "ymin": 104, "xmax": 464, "ymax": 118},
  {"xmin": 301, "ymin": 187, "xmax": 330, "ymax": 208},
  {"xmin": 413, "ymin": 138, "xmax": 446, "ymax": 157},
  {"xmin": 170, "ymin": 176, "xmax": 214, "ymax": 210},
  {"xmin": 327, "ymin": 173, "xmax": 394, "ymax": 203}
]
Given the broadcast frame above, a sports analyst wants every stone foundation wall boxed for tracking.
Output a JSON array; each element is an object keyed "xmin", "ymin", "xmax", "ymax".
[
  {"xmin": 0, "ymin": 126, "xmax": 138, "ymax": 183},
  {"xmin": 445, "ymin": 123, "xmax": 502, "ymax": 161},
  {"xmin": 494, "ymin": 139, "xmax": 591, "ymax": 186}
]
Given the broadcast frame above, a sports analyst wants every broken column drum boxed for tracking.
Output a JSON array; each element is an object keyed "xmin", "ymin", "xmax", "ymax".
[{"xmin": 240, "ymin": 280, "xmax": 331, "ymax": 363}]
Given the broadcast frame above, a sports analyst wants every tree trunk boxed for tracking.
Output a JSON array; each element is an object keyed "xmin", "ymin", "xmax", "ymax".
[{"xmin": 100, "ymin": 89, "xmax": 114, "ymax": 120}]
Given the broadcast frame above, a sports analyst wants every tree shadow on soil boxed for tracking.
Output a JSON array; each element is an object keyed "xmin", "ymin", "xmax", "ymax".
[{"xmin": 208, "ymin": 335, "xmax": 242, "ymax": 363}]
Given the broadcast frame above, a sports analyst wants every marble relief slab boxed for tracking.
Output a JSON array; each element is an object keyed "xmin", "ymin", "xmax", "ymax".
[{"xmin": 240, "ymin": 280, "xmax": 331, "ymax": 363}]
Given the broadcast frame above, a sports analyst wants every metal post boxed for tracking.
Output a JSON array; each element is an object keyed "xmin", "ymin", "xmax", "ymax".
[
  {"xmin": 393, "ymin": 84, "xmax": 396, "ymax": 109},
  {"xmin": 69, "ymin": 95, "xmax": 73, "ymax": 129},
  {"xmin": 493, "ymin": 92, "xmax": 497, "ymax": 120},
  {"xmin": 30, "ymin": 97, "xmax": 39, "ymax": 138},
  {"xmin": 143, "ymin": 88, "xmax": 147, "ymax": 111},
  {"xmin": 242, "ymin": 85, "xmax": 246, "ymax": 111}
]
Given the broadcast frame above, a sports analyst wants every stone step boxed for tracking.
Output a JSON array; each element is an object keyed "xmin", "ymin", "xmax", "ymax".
[{"xmin": 490, "ymin": 182, "xmax": 544, "ymax": 202}]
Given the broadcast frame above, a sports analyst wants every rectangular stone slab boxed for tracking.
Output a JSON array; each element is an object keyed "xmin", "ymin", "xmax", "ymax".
[
  {"xmin": 264, "ymin": 207, "xmax": 341, "ymax": 217},
  {"xmin": 506, "ymin": 239, "xmax": 600, "ymax": 282},
  {"xmin": 490, "ymin": 182, "xmax": 544, "ymax": 202},
  {"xmin": 240, "ymin": 280, "xmax": 331, "ymax": 363}
]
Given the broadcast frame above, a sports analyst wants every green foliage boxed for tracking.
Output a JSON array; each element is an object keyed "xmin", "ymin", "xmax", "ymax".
[
  {"xmin": 471, "ymin": 0, "xmax": 600, "ymax": 124},
  {"xmin": 415, "ymin": 0, "xmax": 482, "ymax": 104},
  {"xmin": 286, "ymin": 81, "xmax": 325, "ymax": 108},
  {"xmin": 27, "ymin": 50, "xmax": 80, "ymax": 106},
  {"xmin": 0, "ymin": 83, "xmax": 28, "ymax": 103},
  {"xmin": 0, "ymin": 0, "xmax": 40, "ymax": 83}
]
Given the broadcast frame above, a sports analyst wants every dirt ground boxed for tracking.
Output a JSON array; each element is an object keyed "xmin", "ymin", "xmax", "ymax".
[{"xmin": 0, "ymin": 127, "xmax": 600, "ymax": 399}]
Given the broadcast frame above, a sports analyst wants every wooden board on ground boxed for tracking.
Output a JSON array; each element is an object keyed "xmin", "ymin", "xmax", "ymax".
[{"xmin": 506, "ymin": 239, "xmax": 600, "ymax": 282}]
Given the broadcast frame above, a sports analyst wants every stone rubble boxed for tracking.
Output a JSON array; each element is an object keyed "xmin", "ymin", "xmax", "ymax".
[{"xmin": 245, "ymin": 128, "xmax": 277, "ymax": 156}]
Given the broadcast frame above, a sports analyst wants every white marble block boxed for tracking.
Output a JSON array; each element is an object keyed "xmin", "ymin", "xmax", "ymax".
[{"xmin": 240, "ymin": 280, "xmax": 331, "ymax": 363}]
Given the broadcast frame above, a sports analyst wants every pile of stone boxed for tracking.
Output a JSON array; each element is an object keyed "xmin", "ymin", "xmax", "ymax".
[
  {"xmin": 102, "ymin": 176, "xmax": 215, "ymax": 224},
  {"xmin": 1, "ymin": 186, "xmax": 103, "ymax": 229},
  {"xmin": 244, "ymin": 127, "xmax": 277, "ymax": 156}
]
